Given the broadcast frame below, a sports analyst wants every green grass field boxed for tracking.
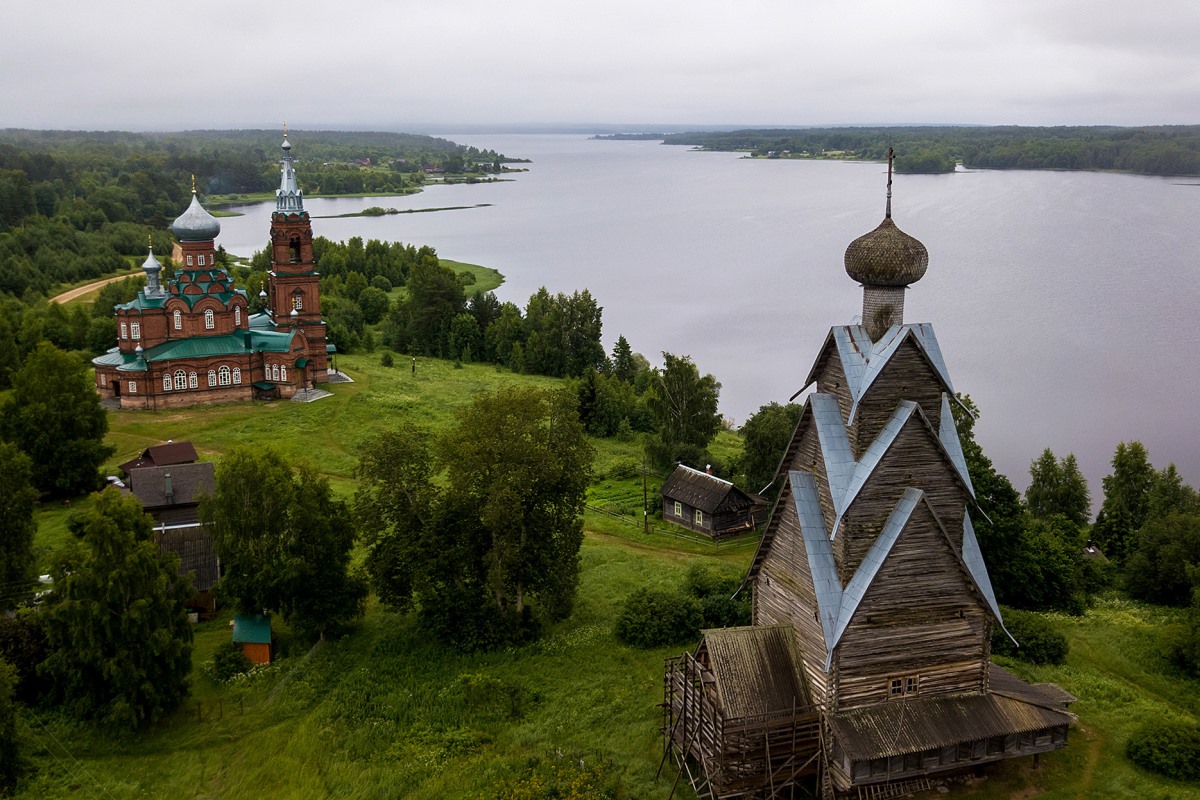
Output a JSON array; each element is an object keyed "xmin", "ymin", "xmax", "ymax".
[{"xmin": 22, "ymin": 355, "xmax": 1200, "ymax": 798}]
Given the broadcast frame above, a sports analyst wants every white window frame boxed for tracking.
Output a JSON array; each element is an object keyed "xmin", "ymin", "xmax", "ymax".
[
  {"xmin": 99, "ymin": 373, "xmax": 106, "ymax": 386},
  {"xmin": 188, "ymin": 372, "xmax": 198, "ymax": 389},
  {"xmin": 197, "ymin": 255, "xmax": 205, "ymax": 266},
  {"xmin": 673, "ymin": 500, "xmax": 682, "ymax": 517},
  {"xmin": 120, "ymin": 321, "xmax": 128, "ymax": 339},
  {"xmin": 130, "ymin": 321, "xmax": 141, "ymax": 341},
  {"xmin": 186, "ymin": 255, "xmax": 193, "ymax": 266},
  {"xmin": 292, "ymin": 293, "xmax": 303, "ymax": 310},
  {"xmin": 694, "ymin": 509, "xmax": 704, "ymax": 525},
  {"xmin": 204, "ymin": 309, "xmax": 215, "ymax": 330},
  {"xmin": 173, "ymin": 310, "xmax": 181, "ymax": 330},
  {"xmin": 128, "ymin": 381, "xmax": 137, "ymax": 394},
  {"xmin": 163, "ymin": 374, "xmax": 172, "ymax": 391},
  {"xmin": 173, "ymin": 370, "xmax": 186, "ymax": 390},
  {"xmin": 232, "ymin": 368, "xmax": 242, "ymax": 385},
  {"xmin": 207, "ymin": 369, "xmax": 216, "ymax": 387},
  {"xmin": 280, "ymin": 366, "xmax": 287, "ymax": 382},
  {"xmin": 234, "ymin": 306, "xmax": 241, "ymax": 326},
  {"xmin": 218, "ymin": 366, "xmax": 231, "ymax": 386}
]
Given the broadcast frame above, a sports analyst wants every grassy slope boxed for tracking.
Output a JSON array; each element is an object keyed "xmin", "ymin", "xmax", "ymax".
[{"xmin": 23, "ymin": 356, "xmax": 1200, "ymax": 798}]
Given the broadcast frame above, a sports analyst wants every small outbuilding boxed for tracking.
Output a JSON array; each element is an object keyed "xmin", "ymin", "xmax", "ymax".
[
  {"xmin": 660, "ymin": 464, "xmax": 765, "ymax": 539},
  {"xmin": 232, "ymin": 614, "xmax": 272, "ymax": 665}
]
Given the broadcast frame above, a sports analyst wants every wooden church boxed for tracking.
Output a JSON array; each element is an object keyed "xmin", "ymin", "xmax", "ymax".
[{"xmin": 663, "ymin": 158, "xmax": 1075, "ymax": 799}]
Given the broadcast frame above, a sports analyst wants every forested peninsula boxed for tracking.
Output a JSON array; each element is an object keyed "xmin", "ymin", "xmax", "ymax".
[{"xmin": 599, "ymin": 125, "xmax": 1200, "ymax": 176}]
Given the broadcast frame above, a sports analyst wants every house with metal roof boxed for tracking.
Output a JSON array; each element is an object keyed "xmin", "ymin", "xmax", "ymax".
[
  {"xmin": 232, "ymin": 614, "xmax": 273, "ymax": 665},
  {"xmin": 660, "ymin": 464, "xmax": 766, "ymax": 538},
  {"xmin": 93, "ymin": 134, "xmax": 330, "ymax": 409},
  {"xmin": 663, "ymin": 154, "xmax": 1074, "ymax": 798}
]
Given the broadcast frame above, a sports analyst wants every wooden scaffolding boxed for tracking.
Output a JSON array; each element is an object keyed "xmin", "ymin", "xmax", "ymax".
[{"xmin": 661, "ymin": 652, "xmax": 825, "ymax": 799}]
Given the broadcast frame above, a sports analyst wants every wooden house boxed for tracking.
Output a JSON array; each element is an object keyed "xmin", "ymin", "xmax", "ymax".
[
  {"xmin": 232, "ymin": 614, "xmax": 272, "ymax": 665},
  {"xmin": 664, "ymin": 159, "xmax": 1075, "ymax": 798},
  {"xmin": 125, "ymin": 449, "xmax": 219, "ymax": 615},
  {"xmin": 661, "ymin": 465, "xmax": 766, "ymax": 539}
]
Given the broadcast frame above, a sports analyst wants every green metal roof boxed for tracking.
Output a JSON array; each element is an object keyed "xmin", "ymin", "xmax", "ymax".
[
  {"xmin": 92, "ymin": 330, "xmax": 297, "ymax": 369},
  {"xmin": 232, "ymin": 614, "xmax": 272, "ymax": 644},
  {"xmin": 294, "ymin": 357, "xmax": 309, "ymax": 367},
  {"xmin": 117, "ymin": 292, "xmax": 168, "ymax": 312}
]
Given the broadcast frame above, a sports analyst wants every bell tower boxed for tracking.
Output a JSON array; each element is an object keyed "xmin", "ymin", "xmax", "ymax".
[{"xmin": 266, "ymin": 128, "xmax": 328, "ymax": 377}]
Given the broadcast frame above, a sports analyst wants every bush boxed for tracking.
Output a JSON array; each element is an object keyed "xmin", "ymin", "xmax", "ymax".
[
  {"xmin": 614, "ymin": 588, "xmax": 702, "ymax": 648},
  {"xmin": 701, "ymin": 595, "xmax": 751, "ymax": 628},
  {"xmin": 683, "ymin": 563, "xmax": 742, "ymax": 599},
  {"xmin": 210, "ymin": 641, "xmax": 253, "ymax": 682},
  {"xmin": 380, "ymin": 352, "xmax": 394, "ymax": 368},
  {"xmin": 1126, "ymin": 718, "xmax": 1200, "ymax": 782},
  {"xmin": 991, "ymin": 608, "xmax": 1069, "ymax": 665}
]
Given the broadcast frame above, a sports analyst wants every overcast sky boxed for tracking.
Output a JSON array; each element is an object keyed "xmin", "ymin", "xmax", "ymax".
[{"xmin": 4, "ymin": 0, "xmax": 1199, "ymax": 131}]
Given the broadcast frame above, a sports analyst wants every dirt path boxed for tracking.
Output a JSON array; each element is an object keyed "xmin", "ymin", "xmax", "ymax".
[
  {"xmin": 1073, "ymin": 723, "xmax": 1101, "ymax": 799},
  {"xmin": 50, "ymin": 272, "xmax": 138, "ymax": 305}
]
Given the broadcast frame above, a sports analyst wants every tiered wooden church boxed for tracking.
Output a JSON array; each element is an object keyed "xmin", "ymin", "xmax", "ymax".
[
  {"xmin": 93, "ymin": 134, "xmax": 330, "ymax": 409},
  {"xmin": 664, "ymin": 158, "xmax": 1075, "ymax": 798}
]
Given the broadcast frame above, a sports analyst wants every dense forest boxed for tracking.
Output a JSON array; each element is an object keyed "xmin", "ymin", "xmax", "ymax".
[{"xmin": 601, "ymin": 125, "xmax": 1200, "ymax": 175}]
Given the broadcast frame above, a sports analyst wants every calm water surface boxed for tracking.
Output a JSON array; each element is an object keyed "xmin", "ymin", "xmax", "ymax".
[{"xmin": 218, "ymin": 135, "xmax": 1200, "ymax": 504}]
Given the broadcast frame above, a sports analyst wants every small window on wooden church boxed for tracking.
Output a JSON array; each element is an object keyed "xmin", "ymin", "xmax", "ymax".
[
  {"xmin": 673, "ymin": 501, "xmax": 682, "ymax": 517},
  {"xmin": 204, "ymin": 309, "xmax": 215, "ymax": 330},
  {"xmin": 890, "ymin": 679, "xmax": 904, "ymax": 697},
  {"xmin": 889, "ymin": 674, "xmax": 920, "ymax": 699},
  {"xmin": 906, "ymin": 676, "xmax": 919, "ymax": 695},
  {"xmin": 173, "ymin": 310, "xmax": 182, "ymax": 330},
  {"xmin": 694, "ymin": 509, "xmax": 704, "ymax": 525}
]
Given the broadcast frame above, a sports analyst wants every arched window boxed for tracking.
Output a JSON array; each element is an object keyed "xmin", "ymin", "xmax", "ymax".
[
  {"xmin": 131, "ymin": 321, "xmax": 141, "ymax": 340},
  {"xmin": 264, "ymin": 366, "xmax": 271, "ymax": 381},
  {"xmin": 272, "ymin": 364, "xmax": 280, "ymax": 381},
  {"xmin": 120, "ymin": 321, "xmax": 128, "ymax": 339},
  {"xmin": 292, "ymin": 292, "xmax": 303, "ymax": 311},
  {"xmin": 174, "ymin": 370, "xmax": 186, "ymax": 390},
  {"xmin": 204, "ymin": 309, "xmax": 215, "ymax": 330},
  {"xmin": 289, "ymin": 236, "xmax": 301, "ymax": 262},
  {"xmin": 280, "ymin": 366, "xmax": 287, "ymax": 382},
  {"xmin": 234, "ymin": 306, "xmax": 241, "ymax": 326},
  {"xmin": 188, "ymin": 372, "xmax": 198, "ymax": 389},
  {"xmin": 173, "ymin": 310, "xmax": 182, "ymax": 330},
  {"xmin": 218, "ymin": 366, "xmax": 231, "ymax": 386},
  {"xmin": 163, "ymin": 374, "xmax": 172, "ymax": 391},
  {"xmin": 232, "ymin": 368, "xmax": 242, "ymax": 384}
]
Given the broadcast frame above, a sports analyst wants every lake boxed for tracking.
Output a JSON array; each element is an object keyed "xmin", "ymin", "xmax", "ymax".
[{"xmin": 216, "ymin": 134, "xmax": 1200, "ymax": 506}]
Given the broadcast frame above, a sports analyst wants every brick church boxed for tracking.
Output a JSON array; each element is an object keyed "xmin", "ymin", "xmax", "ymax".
[{"xmin": 93, "ymin": 135, "xmax": 330, "ymax": 409}]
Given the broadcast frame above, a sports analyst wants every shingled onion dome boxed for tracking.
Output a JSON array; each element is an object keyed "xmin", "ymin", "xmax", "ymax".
[
  {"xmin": 844, "ymin": 149, "xmax": 928, "ymax": 340},
  {"xmin": 171, "ymin": 182, "xmax": 221, "ymax": 242}
]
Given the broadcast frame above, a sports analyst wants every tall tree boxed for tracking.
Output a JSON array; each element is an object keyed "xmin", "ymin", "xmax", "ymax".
[
  {"xmin": 646, "ymin": 352, "xmax": 722, "ymax": 471},
  {"xmin": 0, "ymin": 444, "xmax": 37, "ymax": 608},
  {"xmin": 739, "ymin": 402, "xmax": 803, "ymax": 496},
  {"xmin": 200, "ymin": 448, "xmax": 365, "ymax": 638},
  {"xmin": 0, "ymin": 342, "xmax": 113, "ymax": 496},
  {"xmin": 1026, "ymin": 448, "xmax": 1091, "ymax": 528},
  {"xmin": 1093, "ymin": 441, "xmax": 1156, "ymax": 563},
  {"xmin": 610, "ymin": 335, "xmax": 637, "ymax": 383},
  {"xmin": 357, "ymin": 387, "xmax": 592, "ymax": 648},
  {"xmin": 39, "ymin": 490, "xmax": 193, "ymax": 728}
]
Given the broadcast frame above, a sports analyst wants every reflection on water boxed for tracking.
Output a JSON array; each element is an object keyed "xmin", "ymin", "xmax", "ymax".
[{"xmin": 217, "ymin": 135, "xmax": 1200, "ymax": 506}]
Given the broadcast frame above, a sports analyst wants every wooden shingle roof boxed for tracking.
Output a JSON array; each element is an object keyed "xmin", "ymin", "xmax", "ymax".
[
  {"xmin": 661, "ymin": 465, "xmax": 755, "ymax": 514},
  {"xmin": 118, "ymin": 441, "xmax": 198, "ymax": 474},
  {"xmin": 128, "ymin": 462, "xmax": 215, "ymax": 510},
  {"xmin": 700, "ymin": 625, "xmax": 812, "ymax": 719}
]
